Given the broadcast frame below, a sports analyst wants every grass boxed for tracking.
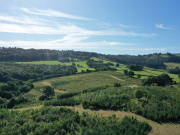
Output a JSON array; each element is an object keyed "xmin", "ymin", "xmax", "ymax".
[
  {"xmin": 24, "ymin": 88, "xmax": 43, "ymax": 100},
  {"xmin": 0, "ymin": 82, "xmax": 6, "ymax": 86},
  {"xmin": 175, "ymin": 54, "xmax": 180, "ymax": 56},
  {"xmin": 16, "ymin": 61, "xmax": 61, "ymax": 65},
  {"xmin": 164, "ymin": 62, "xmax": 180, "ymax": 69},
  {"xmin": 33, "ymin": 71, "xmax": 129, "ymax": 93},
  {"xmin": 16, "ymin": 60, "xmax": 95, "ymax": 73},
  {"xmin": 161, "ymin": 54, "xmax": 169, "ymax": 58},
  {"xmin": 115, "ymin": 64, "xmax": 180, "ymax": 82},
  {"xmin": 10, "ymin": 105, "xmax": 43, "ymax": 111}
]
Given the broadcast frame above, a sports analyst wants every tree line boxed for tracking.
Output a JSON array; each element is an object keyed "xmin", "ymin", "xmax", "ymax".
[{"xmin": 1, "ymin": 47, "xmax": 180, "ymax": 69}]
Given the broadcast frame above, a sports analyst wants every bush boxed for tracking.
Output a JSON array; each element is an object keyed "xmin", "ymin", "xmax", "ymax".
[
  {"xmin": 114, "ymin": 83, "xmax": 121, "ymax": 87},
  {"xmin": 39, "ymin": 95, "xmax": 48, "ymax": 101}
]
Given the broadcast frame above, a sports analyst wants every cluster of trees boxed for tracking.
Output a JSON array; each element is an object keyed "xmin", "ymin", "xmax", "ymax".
[
  {"xmin": 0, "ymin": 63, "xmax": 77, "ymax": 82},
  {"xmin": 129, "ymin": 64, "xmax": 143, "ymax": 71},
  {"xmin": 0, "ymin": 79, "xmax": 33, "ymax": 100},
  {"xmin": 6, "ymin": 95, "xmax": 29, "ymax": 108},
  {"xmin": 165, "ymin": 53, "xmax": 180, "ymax": 63},
  {"xmin": 81, "ymin": 69, "xmax": 93, "ymax": 73},
  {"xmin": 0, "ymin": 47, "xmax": 98, "ymax": 62},
  {"xmin": 0, "ymin": 63, "xmax": 77, "ymax": 108},
  {"xmin": 142, "ymin": 74, "xmax": 173, "ymax": 86},
  {"xmin": 86, "ymin": 59, "xmax": 116, "ymax": 71},
  {"xmin": 167, "ymin": 67, "xmax": 180, "ymax": 74},
  {"xmin": 123, "ymin": 70, "xmax": 135, "ymax": 77},
  {"xmin": 0, "ymin": 107, "xmax": 151, "ymax": 135},
  {"xmin": 39, "ymin": 86, "xmax": 55, "ymax": 100},
  {"xmin": 103, "ymin": 54, "xmax": 166, "ymax": 69}
]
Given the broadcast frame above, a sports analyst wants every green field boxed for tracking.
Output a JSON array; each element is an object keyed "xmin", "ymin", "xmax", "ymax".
[
  {"xmin": 32, "ymin": 71, "xmax": 138, "ymax": 94},
  {"xmin": 16, "ymin": 61, "xmax": 61, "ymax": 65},
  {"xmin": 164, "ymin": 62, "xmax": 180, "ymax": 69},
  {"xmin": 16, "ymin": 60, "xmax": 95, "ymax": 73},
  {"xmin": 16, "ymin": 60, "xmax": 180, "ymax": 82}
]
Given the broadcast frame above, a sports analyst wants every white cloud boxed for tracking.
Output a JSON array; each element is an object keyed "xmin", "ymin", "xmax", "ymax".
[
  {"xmin": 0, "ymin": 39, "xmax": 136, "ymax": 50},
  {"xmin": 0, "ymin": 39, "xmax": 167, "ymax": 53},
  {"xmin": 0, "ymin": 23, "xmax": 62, "ymax": 34},
  {"xmin": 105, "ymin": 47, "xmax": 166, "ymax": 52},
  {"xmin": 21, "ymin": 8, "xmax": 92, "ymax": 20},
  {"xmin": 118, "ymin": 23, "xmax": 141, "ymax": 28},
  {"xmin": 0, "ymin": 14, "xmax": 46, "ymax": 25},
  {"xmin": 0, "ymin": 7, "xmax": 158, "ymax": 52},
  {"xmin": 0, "ymin": 22, "xmax": 155, "ymax": 38},
  {"xmin": 156, "ymin": 24, "xmax": 173, "ymax": 30},
  {"xmin": 0, "ymin": 8, "xmax": 156, "ymax": 38}
]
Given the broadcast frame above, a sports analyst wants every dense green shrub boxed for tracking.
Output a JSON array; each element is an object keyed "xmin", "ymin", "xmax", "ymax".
[
  {"xmin": 75, "ymin": 87, "xmax": 180, "ymax": 122},
  {"xmin": 142, "ymin": 74, "xmax": 173, "ymax": 86},
  {"xmin": 0, "ymin": 106, "xmax": 151, "ymax": 135}
]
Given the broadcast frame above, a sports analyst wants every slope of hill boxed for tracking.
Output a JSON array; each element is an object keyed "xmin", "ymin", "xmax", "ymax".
[{"xmin": 1, "ymin": 48, "xmax": 180, "ymax": 135}]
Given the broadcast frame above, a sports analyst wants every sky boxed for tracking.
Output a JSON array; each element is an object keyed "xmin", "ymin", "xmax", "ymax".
[{"xmin": 0, "ymin": 0, "xmax": 180, "ymax": 55}]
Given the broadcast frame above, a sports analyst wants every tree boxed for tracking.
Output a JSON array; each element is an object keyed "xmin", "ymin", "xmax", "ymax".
[
  {"xmin": 128, "ymin": 71, "xmax": 134, "ymax": 77},
  {"xmin": 116, "ymin": 63, "xmax": 119, "ymax": 67},
  {"xmin": 86, "ymin": 69, "xmax": 91, "ymax": 73},
  {"xmin": 42, "ymin": 86, "xmax": 55, "ymax": 98},
  {"xmin": 114, "ymin": 83, "xmax": 121, "ymax": 87},
  {"xmin": 142, "ymin": 74, "xmax": 172, "ymax": 86},
  {"xmin": 81, "ymin": 70, "xmax": 85, "ymax": 73},
  {"xmin": 156, "ymin": 73, "xmax": 172, "ymax": 86},
  {"xmin": 135, "ymin": 90, "xmax": 143, "ymax": 99},
  {"xmin": 123, "ymin": 70, "xmax": 128, "ymax": 75},
  {"xmin": 137, "ymin": 74, "xmax": 141, "ymax": 79},
  {"xmin": 129, "ymin": 64, "xmax": 143, "ymax": 71},
  {"xmin": 7, "ymin": 98, "xmax": 16, "ymax": 108}
]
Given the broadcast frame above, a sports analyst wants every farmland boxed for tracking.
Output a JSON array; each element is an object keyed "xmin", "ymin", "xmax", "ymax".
[
  {"xmin": 16, "ymin": 59, "xmax": 180, "ymax": 82},
  {"xmin": 16, "ymin": 60, "xmax": 95, "ymax": 73}
]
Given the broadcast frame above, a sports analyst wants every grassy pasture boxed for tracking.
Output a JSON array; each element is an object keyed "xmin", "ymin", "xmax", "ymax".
[
  {"xmin": 164, "ymin": 62, "xmax": 180, "ymax": 69},
  {"xmin": 16, "ymin": 60, "xmax": 95, "ymax": 73},
  {"xmin": 33, "ymin": 71, "xmax": 129, "ymax": 93},
  {"xmin": 115, "ymin": 65, "xmax": 180, "ymax": 82},
  {"xmin": 161, "ymin": 54, "xmax": 169, "ymax": 58},
  {"xmin": 175, "ymin": 54, "xmax": 180, "ymax": 56},
  {"xmin": 16, "ymin": 61, "xmax": 61, "ymax": 65}
]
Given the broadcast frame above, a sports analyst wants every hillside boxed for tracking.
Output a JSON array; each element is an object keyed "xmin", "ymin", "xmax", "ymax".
[{"xmin": 0, "ymin": 48, "xmax": 180, "ymax": 135}]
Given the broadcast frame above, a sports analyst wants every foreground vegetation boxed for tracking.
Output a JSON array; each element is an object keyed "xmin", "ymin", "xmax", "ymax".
[{"xmin": 0, "ymin": 106, "xmax": 151, "ymax": 135}]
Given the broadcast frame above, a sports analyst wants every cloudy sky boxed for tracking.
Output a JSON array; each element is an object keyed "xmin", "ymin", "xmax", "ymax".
[{"xmin": 0, "ymin": 0, "xmax": 180, "ymax": 55}]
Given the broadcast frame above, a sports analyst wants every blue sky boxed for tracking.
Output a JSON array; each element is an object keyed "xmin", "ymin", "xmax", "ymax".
[{"xmin": 0, "ymin": 0, "xmax": 180, "ymax": 55}]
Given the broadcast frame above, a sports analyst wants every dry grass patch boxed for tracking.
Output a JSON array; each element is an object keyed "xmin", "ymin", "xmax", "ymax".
[
  {"xmin": 10, "ymin": 105, "xmax": 43, "ymax": 111},
  {"xmin": 106, "ymin": 74, "xmax": 125, "ymax": 81}
]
